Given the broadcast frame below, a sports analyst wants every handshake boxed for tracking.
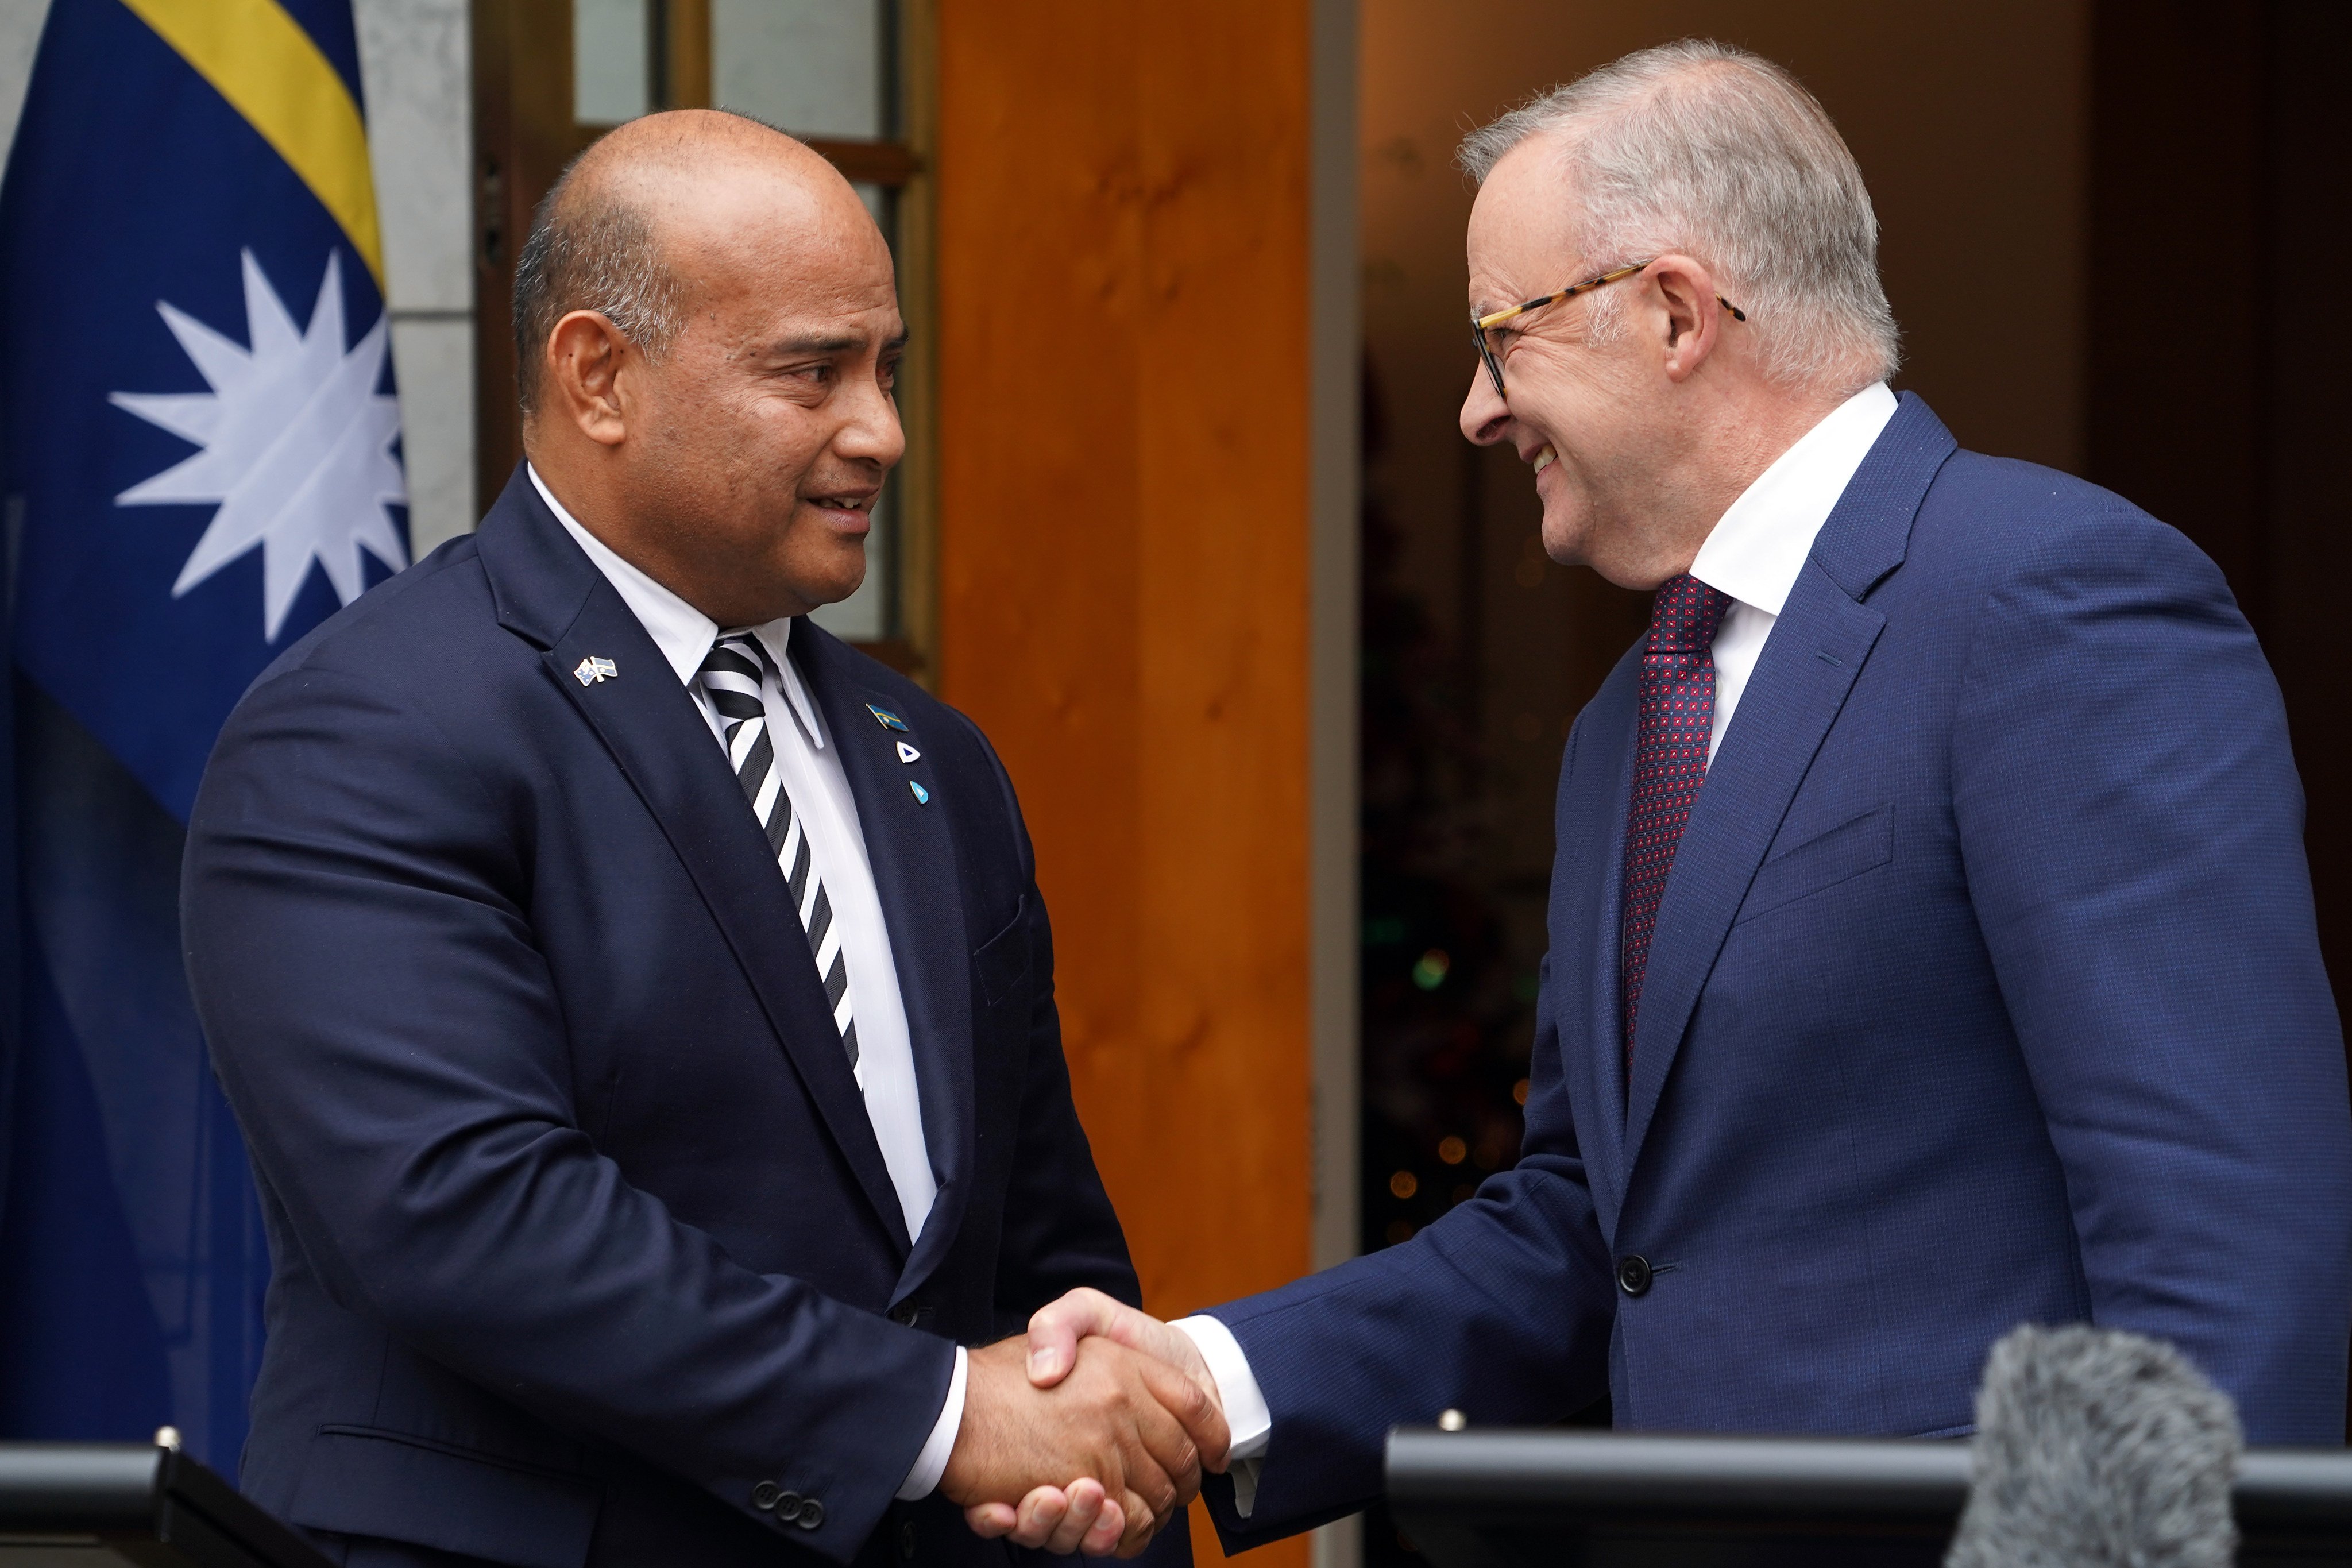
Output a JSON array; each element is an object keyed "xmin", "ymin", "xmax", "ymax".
[{"xmin": 940, "ymin": 1290, "xmax": 1224, "ymax": 1558}]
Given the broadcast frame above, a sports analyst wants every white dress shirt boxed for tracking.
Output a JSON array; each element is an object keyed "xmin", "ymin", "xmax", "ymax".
[
  {"xmin": 528, "ymin": 468, "xmax": 968, "ymax": 1500},
  {"xmin": 1172, "ymin": 381, "xmax": 1902, "ymax": 1513},
  {"xmin": 1687, "ymin": 381, "xmax": 1898, "ymax": 760}
]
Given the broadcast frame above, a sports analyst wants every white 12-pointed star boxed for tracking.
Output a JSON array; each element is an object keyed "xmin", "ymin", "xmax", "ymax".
[{"xmin": 110, "ymin": 249, "xmax": 408, "ymax": 642}]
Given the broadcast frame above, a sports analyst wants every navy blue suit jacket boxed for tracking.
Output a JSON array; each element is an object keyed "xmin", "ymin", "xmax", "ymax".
[
  {"xmin": 183, "ymin": 471, "xmax": 1184, "ymax": 1568},
  {"xmin": 1203, "ymin": 396, "xmax": 2352, "ymax": 1547}
]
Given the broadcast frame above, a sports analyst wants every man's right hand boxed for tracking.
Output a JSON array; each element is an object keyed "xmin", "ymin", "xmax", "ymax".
[
  {"xmin": 1019, "ymin": 1288, "xmax": 1218, "ymax": 1409},
  {"xmin": 940, "ymin": 1332, "xmax": 1227, "ymax": 1558},
  {"xmin": 962, "ymin": 1290, "xmax": 1234, "ymax": 1552}
]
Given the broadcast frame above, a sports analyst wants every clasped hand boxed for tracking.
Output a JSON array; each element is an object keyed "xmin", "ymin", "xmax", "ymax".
[{"xmin": 944, "ymin": 1291, "xmax": 1223, "ymax": 1557}]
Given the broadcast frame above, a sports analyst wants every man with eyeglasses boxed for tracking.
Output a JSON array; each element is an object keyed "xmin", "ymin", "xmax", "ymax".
[{"xmin": 972, "ymin": 37, "xmax": 2352, "ymax": 1556}]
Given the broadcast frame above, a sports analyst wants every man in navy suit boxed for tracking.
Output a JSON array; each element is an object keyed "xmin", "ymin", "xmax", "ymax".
[
  {"xmin": 183, "ymin": 112, "xmax": 1220, "ymax": 1566},
  {"xmin": 983, "ymin": 39, "xmax": 2352, "ymax": 1554}
]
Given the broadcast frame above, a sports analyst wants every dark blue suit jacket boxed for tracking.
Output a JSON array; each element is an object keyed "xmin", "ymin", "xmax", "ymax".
[
  {"xmin": 183, "ymin": 472, "xmax": 1184, "ymax": 1568},
  {"xmin": 1203, "ymin": 396, "xmax": 2352, "ymax": 1547}
]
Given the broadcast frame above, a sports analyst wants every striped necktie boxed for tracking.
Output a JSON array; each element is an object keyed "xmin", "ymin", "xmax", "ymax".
[{"xmin": 697, "ymin": 633, "xmax": 858, "ymax": 1072}]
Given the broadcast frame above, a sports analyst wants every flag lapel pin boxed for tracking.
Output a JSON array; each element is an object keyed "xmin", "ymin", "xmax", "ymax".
[
  {"xmin": 866, "ymin": 703, "xmax": 910, "ymax": 732},
  {"xmin": 573, "ymin": 656, "xmax": 617, "ymax": 686}
]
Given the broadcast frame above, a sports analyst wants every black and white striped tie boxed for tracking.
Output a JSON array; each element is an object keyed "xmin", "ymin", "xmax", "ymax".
[{"xmin": 697, "ymin": 634, "xmax": 857, "ymax": 1072}]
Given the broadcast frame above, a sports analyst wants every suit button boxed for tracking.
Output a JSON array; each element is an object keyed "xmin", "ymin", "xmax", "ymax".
[
  {"xmin": 751, "ymin": 1481, "xmax": 783, "ymax": 1511},
  {"xmin": 797, "ymin": 1499, "xmax": 825, "ymax": 1531},
  {"xmin": 891, "ymin": 1303, "xmax": 920, "ymax": 1327},
  {"xmin": 899, "ymin": 1521, "xmax": 918, "ymax": 1559},
  {"xmin": 1617, "ymin": 1255, "xmax": 1653, "ymax": 1296}
]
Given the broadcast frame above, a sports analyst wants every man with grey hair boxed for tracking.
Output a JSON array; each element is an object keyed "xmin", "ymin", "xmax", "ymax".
[
  {"xmin": 183, "ymin": 110, "xmax": 1221, "ymax": 1566},
  {"xmin": 982, "ymin": 39, "xmax": 2352, "ymax": 1554}
]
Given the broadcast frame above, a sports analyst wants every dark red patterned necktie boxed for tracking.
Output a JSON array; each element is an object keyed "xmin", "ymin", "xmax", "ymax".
[{"xmin": 1620, "ymin": 573, "xmax": 1732, "ymax": 1065}]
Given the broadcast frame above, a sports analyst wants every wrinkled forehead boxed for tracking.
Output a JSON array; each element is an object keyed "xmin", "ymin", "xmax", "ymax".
[{"xmin": 1465, "ymin": 133, "xmax": 1583, "ymax": 306}]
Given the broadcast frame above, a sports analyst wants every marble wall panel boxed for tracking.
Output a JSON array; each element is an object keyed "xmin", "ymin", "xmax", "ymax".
[
  {"xmin": 356, "ymin": 0, "xmax": 472, "ymax": 315},
  {"xmin": 357, "ymin": 0, "xmax": 477, "ymax": 543},
  {"xmin": 391, "ymin": 316, "xmax": 477, "ymax": 557},
  {"xmin": 0, "ymin": 0, "xmax": 45, "ymax": 173}
]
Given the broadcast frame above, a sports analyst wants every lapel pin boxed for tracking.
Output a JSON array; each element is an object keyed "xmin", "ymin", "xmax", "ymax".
[
  {"xmin": 573, "ymin": 656, "xmax": 617, "ymax": 686},
  {"xmin": 866, "ymin": 704, "xmax": 910, "ymax": 732},
  {"xmin": 896, "ymin": 741, "xmax": 921, "ymax": 764},
  {"xmin": 908, "ymin": 780, "xmax": 930, "ymax": 805}
]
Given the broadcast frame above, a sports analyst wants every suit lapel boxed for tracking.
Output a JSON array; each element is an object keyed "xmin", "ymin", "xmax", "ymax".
[
  {"xmin": 473, "ymin": 470, "xmax": 912, "ymax": 1253},
  {"xmin": 1620, "ymin": 571, "xmax": 1884, "ymax": 1171},
  {"xmin": 1619, "ymin": 396, "xmax": 1959, "ymax": 1178},
  {"xmin": 794, "ymin": 629, "xmax": 975, "ymax": 1302},
  {"xmin": 1553, "ymin": 648, "xmax": 1640, "ymax": 1200}
]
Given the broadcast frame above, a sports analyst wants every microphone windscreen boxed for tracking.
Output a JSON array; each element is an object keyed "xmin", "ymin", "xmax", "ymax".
[{"xmin": 1944, "ymin": 1324, "xmax": 2241, "ymax": 1568}]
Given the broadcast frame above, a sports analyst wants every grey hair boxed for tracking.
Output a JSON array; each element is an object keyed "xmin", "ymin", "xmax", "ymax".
[
  {"xmin": 511, "ymin": 153, "xmax": 687, "ymax": 416},
  {"xmin": 1457, "ymin": 40, "xmax": 1899, "ymax": 389}
]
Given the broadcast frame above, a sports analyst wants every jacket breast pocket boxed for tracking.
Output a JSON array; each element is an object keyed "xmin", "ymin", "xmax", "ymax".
[
  {"xmin": 972, "ymin": 893, "xmax": 1032, "ymax": 1009},
  {"xmin": 1735, "ymin": 804, "xmax": 1894, "ymax": 926}
]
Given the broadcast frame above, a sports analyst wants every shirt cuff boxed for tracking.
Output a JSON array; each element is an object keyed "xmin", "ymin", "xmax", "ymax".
[
  {"xmin": 1172, "ymin": 1315, "xmax": 1270, "ymax": 1516},
  {"xmin": 897, "ymin": 1344, "xmax": 968, "ymax": 1500}
]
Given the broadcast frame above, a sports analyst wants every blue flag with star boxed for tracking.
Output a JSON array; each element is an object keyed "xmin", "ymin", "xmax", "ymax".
[{"xmin": 0, "ymin": 0, "xmax": 406, "ymax": 1466}]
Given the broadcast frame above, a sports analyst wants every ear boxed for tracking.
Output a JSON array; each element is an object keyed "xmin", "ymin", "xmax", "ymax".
[
  {"xmin": 1646, "ymin": 253, "xmax": 1726, "ymax": 384},
  {"xmin": 544, "ymin": 310, "xmax": 634, "ymax": 447}
]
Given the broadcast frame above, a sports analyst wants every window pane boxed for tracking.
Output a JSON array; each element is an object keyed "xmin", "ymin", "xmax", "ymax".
[
  {"xmin": 575, "ymin": 0, "xmax": 650, "ymax": 126},
  {"xmin": 712, "ymin": 0, "xmax": 886, "ymax": 139}
]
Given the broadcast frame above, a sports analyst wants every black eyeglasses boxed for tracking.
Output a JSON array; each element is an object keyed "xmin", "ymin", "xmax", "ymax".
[{"xmin": 1470, "ymin": 260, "xmax": 1747, "ymax": 399}]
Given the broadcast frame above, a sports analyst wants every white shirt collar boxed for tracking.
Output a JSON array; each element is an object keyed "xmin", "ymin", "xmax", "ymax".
[
  {"xmin": 1687, "ymin": 381, "xmax": 1899, "ymax": 617},
  {"xmin": 527, "ymin": 464, "xmax": 825, "ymax": 747}
]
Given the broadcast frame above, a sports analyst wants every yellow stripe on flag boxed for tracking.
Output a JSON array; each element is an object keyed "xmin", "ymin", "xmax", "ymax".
[{"xmin": 118, "ymin": 0, "xmax": 385, "ymax": 290}]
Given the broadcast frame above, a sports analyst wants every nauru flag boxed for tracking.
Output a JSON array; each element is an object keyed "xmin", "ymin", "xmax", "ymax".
[{"xmin": 0, "ymin": 0, "xmax": 407, "ymax": 1466}]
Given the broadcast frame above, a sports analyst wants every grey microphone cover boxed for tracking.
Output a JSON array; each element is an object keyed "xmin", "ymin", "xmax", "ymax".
[{"xmin": 1945, "ymin": 1324, "xmax": 2242, "ymax": 1568}]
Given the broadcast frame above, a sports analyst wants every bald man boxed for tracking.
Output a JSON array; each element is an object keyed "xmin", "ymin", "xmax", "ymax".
[{"xmin": 183, "ymin": 112, "xmax": 1213, "ymax": 1568}]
